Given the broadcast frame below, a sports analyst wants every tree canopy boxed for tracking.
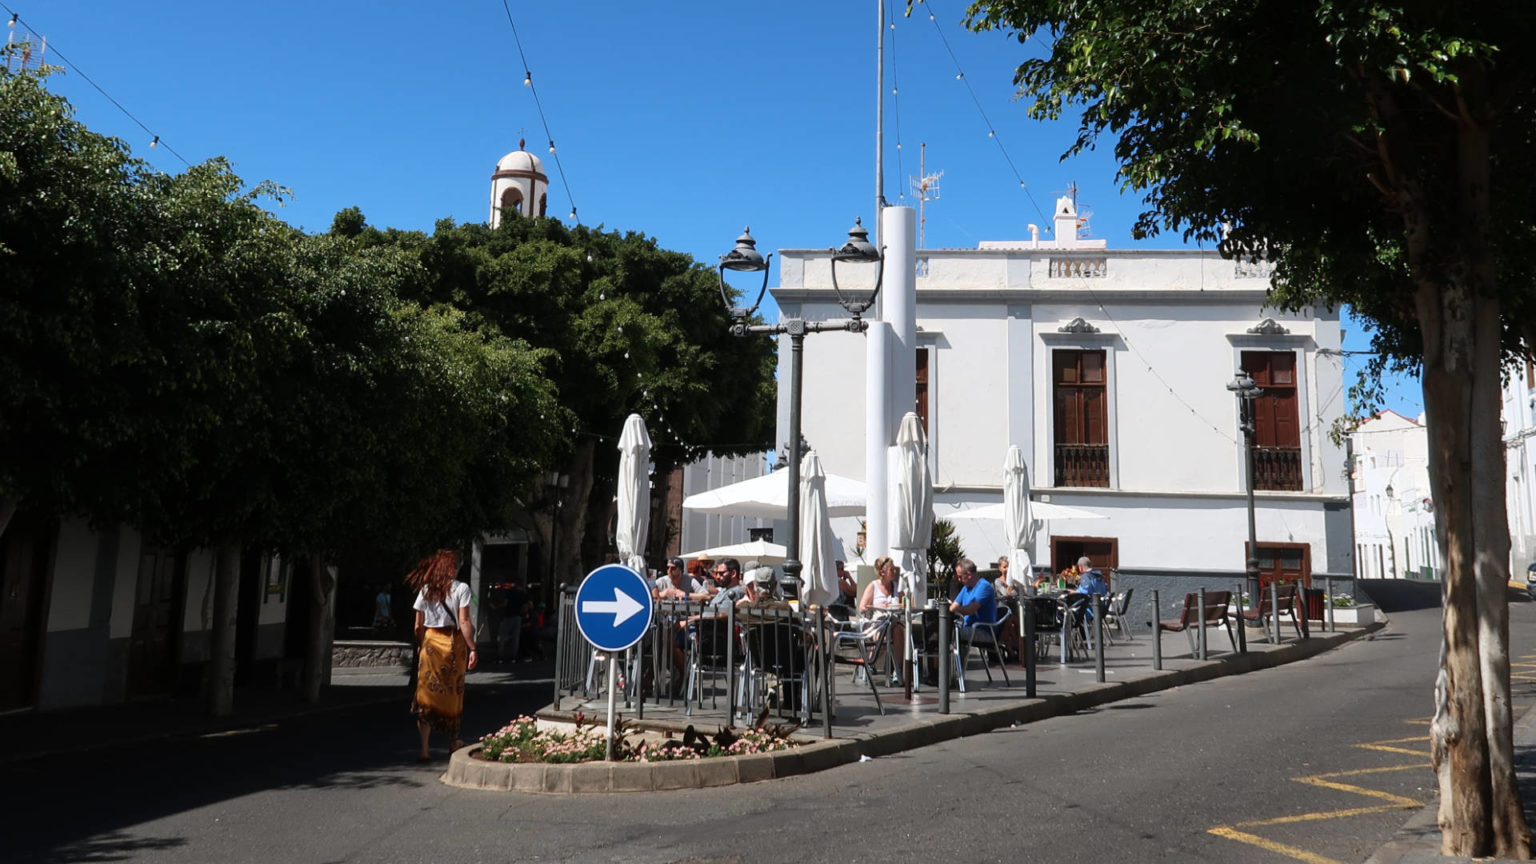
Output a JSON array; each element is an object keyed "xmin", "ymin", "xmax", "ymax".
[{"xmin": 962, "ymin": 0, "xmax": 1535, "ymax": 854}]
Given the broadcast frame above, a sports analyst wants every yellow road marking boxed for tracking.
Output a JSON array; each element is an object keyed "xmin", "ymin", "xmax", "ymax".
[
  {"xmin": 1208, "ymin": 827, "xmax": 1347, "ymax": 864},
  {"xmin": 1233, "ymin": 803, "xmax": 1415, "ymax": 827},
  {"xmin": 1208, "ymin": 727, "xmax": 1432, "ymax": 861}
]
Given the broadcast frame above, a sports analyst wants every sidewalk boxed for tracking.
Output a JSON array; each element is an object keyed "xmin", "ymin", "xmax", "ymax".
[{"xmin": 0, "ymin": 659, "xmax": 556, "ymax": 767}]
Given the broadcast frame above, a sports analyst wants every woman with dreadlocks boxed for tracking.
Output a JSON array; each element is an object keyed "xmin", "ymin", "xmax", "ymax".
[{"xmin": 408, "ymin": 549, "xmax": 476, "ymax": 760}]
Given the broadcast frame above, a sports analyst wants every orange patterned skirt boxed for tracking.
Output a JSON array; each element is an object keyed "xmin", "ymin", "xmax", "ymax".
[{"xmin": 412, "ymin": 628, "xmax": 467, "ymax": 735}]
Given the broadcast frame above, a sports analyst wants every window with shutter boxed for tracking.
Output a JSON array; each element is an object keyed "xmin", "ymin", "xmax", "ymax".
[
  {"xmin": 1053, "ymin": 349, "xmax": 1109, "ymax": 487},
  {"xmin": 1241, "ymin": 351, "xmax": 1303, "ymax": 490}
]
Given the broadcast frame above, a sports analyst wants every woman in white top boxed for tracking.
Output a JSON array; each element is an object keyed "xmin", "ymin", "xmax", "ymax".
[
  {"xmin": 858, "ymin": 556, "xmax": 905, "ymax": 682},
  {"xmin": 408, "ymin": 550, "xmax": 477, "ymax": 761}
]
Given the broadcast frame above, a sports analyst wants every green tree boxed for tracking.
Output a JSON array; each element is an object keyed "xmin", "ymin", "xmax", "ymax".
[
  {"xmin": 963, "ymin": 0, "xmax": 1533, "ymax": 853},
  {"xmin": 357, "ymin": 214, "xmax": 777, "ymax": 591}
]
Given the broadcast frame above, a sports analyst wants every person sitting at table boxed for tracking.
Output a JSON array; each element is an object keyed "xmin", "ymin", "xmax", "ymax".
[
  {"xmin": 739, "ymin": 564, "xmax": 790, "ymax": 609},
  {"xmin": 1072, "ymin": 557, "xmax": 1109, "ymax": 619},
  {"xmin": 949, "ymin": 557, "xmax": 1000, "ymax": 656},
  {"xmin": 993, "ymin": 555, "xmax": 1026, "ymax": 599},
  {"xmin": 859, "ymin": 556, "xmax": 903, "ymax": 614},
  {"xmin": 655, "ymin": 556, "xmax": 708, "ymax": 602},
  {"xmin": 834, "ymin": 560, "xmax": 858, "ymax": 609},
  {"xmin": 703, "ymin": 558, "xmax": 746, "ymax": 612}
]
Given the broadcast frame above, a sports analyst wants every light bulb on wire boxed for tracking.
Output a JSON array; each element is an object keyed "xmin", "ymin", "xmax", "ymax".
[
  {"xmin": 8, "ymin": 13, "xmax": 17, "ymax": 28},
  {"xmin": 150, "ymin": 136, "xmax": 160, "ymax": 149},
  {"xmin": 547, "ymin": 140, "xmax": 556, "ymax": 154},
  {"xmin": 523, "ymin": 72, "xmax": 532, "ymax": 87}
]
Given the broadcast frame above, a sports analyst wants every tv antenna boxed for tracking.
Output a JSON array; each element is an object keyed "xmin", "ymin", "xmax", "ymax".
[
  {"xmin": 910, "ymin": 143, "xmax": 942, "ymax": 248},
  {"xmin": 4, "ymin": 19, "xmax": 48, "ymax": 74},
  {"xmin": 1057, "ymin": 181, "xmax": 1093, "ymax": 240}
]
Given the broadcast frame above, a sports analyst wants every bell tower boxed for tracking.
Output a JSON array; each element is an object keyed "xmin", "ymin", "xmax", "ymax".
[{"xmin": 490, "ymin": 139, "xmax": 550, "ymax": 228}]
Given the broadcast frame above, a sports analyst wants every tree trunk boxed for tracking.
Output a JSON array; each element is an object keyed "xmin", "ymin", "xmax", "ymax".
[
  {"xmin": 301, "ymin": 557, "xmax": 336, "ymax": 704},
  {"xmin": 1416, "ymin": 108, "xmax": 1530, "ymax": 858},
  {"xmin": 205, "ymin": 542, "xmax": 241, "ymax": 717}
]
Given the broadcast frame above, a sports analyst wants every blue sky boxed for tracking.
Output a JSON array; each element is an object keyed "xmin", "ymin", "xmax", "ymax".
[{"xmin": 8, "ymin": 0, "xmax": 1421, "ymax": 418}]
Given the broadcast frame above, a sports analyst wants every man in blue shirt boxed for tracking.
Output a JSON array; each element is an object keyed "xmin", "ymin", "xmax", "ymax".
[
  {"xmin": 1072, "ymin": 557, "xmax": 1109, "ymax": 621},
  {"xmin": 950, "ymin": 557, "xmax": 998, "ymax": 632}
]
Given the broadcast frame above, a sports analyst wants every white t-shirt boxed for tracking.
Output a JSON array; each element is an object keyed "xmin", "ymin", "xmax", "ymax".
[
  {"xmin": 654, "ymin": 574, "xmax": 704, "ymax": 594},
  {"xmin": 414, "ymin": 581, "xmax": 472, "ymax": 628}
]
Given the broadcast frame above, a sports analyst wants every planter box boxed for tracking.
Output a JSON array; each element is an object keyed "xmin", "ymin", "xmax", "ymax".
[{"xmin": 1310, "ymin": 604, "xmax": 1376, "ymax": 626}]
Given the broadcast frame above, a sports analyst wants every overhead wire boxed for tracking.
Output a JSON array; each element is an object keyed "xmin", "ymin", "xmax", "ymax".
[
  {"xmin": 499, "ymin": 0, "xmax": 579, "ymax": 223},
  {"xmin": 912, "ymin": 0, "xmax": 1052, "ymax": 232},
  {"xmin": 1, "ymin": 3, "xmax": 191, "ymax": 168}
]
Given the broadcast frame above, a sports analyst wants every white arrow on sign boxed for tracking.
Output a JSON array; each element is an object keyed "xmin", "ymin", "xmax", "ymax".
[{"xmin": 580, "ymin": 587, "xmax": 645, "ymax": 627}]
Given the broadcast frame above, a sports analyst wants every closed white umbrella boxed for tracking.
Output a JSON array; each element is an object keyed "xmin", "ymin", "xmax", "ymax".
[
  {"xmin": 798, "ymin": 450, "xmax": 840, "ymax": 608},
  {"xmin": 892, "ymin": 413, "xmax": 934, "ymax": 604},
  {"xmin": 1002, "ymin": 445, "xmax": 1036, "ymax": 594},
  {"xmin": 682, "ymin": 468, "xmax": 866, "ymax": 520},
  {"xmin": 614, "ymin": 414, "xmax": 652, "ymax": 574}
]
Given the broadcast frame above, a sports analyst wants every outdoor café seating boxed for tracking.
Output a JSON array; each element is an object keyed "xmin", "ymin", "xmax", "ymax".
[
  {"xmin": 1241, "ymin": 583, "xmax": 1303, "ymax": 642},
  {"xmin": 1158, "ymin": 590, "xmax": 1236, "ymax": 655}
]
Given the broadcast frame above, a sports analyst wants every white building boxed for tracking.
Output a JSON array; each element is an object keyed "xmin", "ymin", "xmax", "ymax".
[
  {"xmin": 770, "ymin": 198, "xmax": 1352, "ymax": 598},
  {"xmin": 1350, "ymin": 411, "xmax": 1438, "ymax": 580},
  {"xmin": 1503, "ymin": 360, "xmax": 1536, "ymax": 573}
]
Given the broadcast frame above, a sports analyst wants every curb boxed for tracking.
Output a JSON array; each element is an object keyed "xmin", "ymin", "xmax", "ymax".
[{"xmin": 442, "ymin": 623, "xmax": 1382, "ymax": 793}]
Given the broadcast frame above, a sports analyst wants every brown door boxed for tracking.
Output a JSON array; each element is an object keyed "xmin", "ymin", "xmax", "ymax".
[
  {"xmin": 1251, "ymin": 542, "xmax": 1311, "ymax": 589},
  {"xmin": 1051, "ymin": 536, "xmax": 1119, "ymax": 574},
  {"xmin": 128, "ymin": 545, "xmax": 184, "ymax": 698},
  {"xmin": 0, "ymin": 512, "xmax": 53, "ymax": 711}
]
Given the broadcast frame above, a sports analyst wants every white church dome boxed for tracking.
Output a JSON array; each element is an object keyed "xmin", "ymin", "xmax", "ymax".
[{"xmin": 495, "ymin": 144, "xmax": 545, "ymax": 175}]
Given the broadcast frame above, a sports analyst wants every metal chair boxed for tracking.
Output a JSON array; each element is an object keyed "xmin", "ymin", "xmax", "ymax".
[
  {"xmin": 831, "ymin": 614, "xmax": 890, "ymax": 715},
  {"xmin": 1102, "ymin": 588, "xmax": 1135, "ymax": 643},
  {"xmin": 958, "ymin": 605, "xmax": 1012, "ymax": 687},
  {"xmin": 684, "ymin": 616, "xmax": 742, "ymax": 715},
  {"xmin": 743, "ymin": 615, "xmax": 814, "ymax": 720}
]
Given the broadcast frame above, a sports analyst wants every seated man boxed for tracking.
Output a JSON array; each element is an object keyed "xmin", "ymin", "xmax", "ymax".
[
  {"xmin": 949, "ymin": 556, "xmax": 999, "ymax": 649},
  {"xmin": 655, "ymin": 556, "xmax": 708, "ymax": 602},
  {"xmin": 1072, "ymin": 556, "xmax": 1110, "ymax": 619}
]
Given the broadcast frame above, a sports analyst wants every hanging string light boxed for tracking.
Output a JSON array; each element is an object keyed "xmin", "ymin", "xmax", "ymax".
[
  {"xmin": 499, "ymin": 0, "xmax": 580, "ymax": 223},
  {"xmin": 0, "ymin": 4, "xmax": 190, "ymax": 167}
]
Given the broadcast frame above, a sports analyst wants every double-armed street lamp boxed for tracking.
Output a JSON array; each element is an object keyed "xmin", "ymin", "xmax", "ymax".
[
  {"xmin": 1227, "ymin": 370, "xmax": 1264, "ymax": 600},
  {"xmin": 718, "ymin": 222, "xmax": 882, "ymax": 595}
]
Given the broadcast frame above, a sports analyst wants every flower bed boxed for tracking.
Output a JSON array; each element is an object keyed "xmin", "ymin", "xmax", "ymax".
[{"xmin": 475, "ymin": 715, "xmax": 800, "ymax": 764}]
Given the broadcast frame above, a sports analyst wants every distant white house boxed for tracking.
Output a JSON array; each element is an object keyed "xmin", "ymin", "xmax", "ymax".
[
  {"xmin": 769, "ymin": 197, "xmax": 1352, "ymax": 593},
  {"xmin": 1350, "ymin": 411, "xmax": 1438, "ymax": 580},
  {"xmin": 1503, "ymin": 360, "xmax": 1536, "ymax": 573}
]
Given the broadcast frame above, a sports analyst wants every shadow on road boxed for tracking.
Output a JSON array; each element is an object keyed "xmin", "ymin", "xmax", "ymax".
[{"xmin": 1358, "ymin": 579, "xmax": 1441, "ymax": 612}]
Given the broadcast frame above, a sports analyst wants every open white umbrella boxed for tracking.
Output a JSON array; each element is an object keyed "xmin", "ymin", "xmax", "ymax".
[
  {"xmin": 798, "ymin": 449, "xmax": 840, "ymax": 608},
  {"xmin": 892, "ymin": 412, "xmax": 934, "ymax": 604},
  {"xmin": 682, "ymin": 468, "xmax": 866, "ymax": 520},
  {"xmin": 1002, "ymin": 445, "xmax": 1036, "ymax": 594},
  {"xmin": 614, "ymin": 414, "xmax": 652, "ymax": 574},
  {"xmin": 679, "ymin": 539, "xmax": 788, "ymax": 566}
]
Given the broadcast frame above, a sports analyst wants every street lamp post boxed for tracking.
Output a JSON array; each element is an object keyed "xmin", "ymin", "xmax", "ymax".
[
  {"xmin": 1227, "ymin": 371, "xmax": 1264, "ymax": 601},
  {"xmin": 718, "ymin": 224, "xmax": 882, "ymax": 595}
]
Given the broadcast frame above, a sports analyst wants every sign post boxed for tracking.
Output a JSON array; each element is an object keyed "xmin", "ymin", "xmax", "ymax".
[{"xmin": 573, "ymin": 564, "xmax": 654, "ymax": 760}]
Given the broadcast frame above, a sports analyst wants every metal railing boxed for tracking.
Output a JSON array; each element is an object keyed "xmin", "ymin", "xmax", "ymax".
[
  {"xmin": 1055, "ymin": 443, "xmax": 1110, "ymax": 487},
  {"xmin": 1254, "ymin": 446, "xmax": 1303, "ymax": 490}
]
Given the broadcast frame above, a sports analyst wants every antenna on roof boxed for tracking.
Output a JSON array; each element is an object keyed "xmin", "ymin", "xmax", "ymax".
[
  {"xmin": 910, "ymin": 143, "xmax": 943, "ymax": 248},
  {"xmin": 4, "ymin": 21, "xmax": 47, "ymax": 74}
]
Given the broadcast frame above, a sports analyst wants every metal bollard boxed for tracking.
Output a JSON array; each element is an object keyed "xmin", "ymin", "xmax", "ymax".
[
  {"xmin": 1234, "ymin": 582, "xmax": 1247, "ymax": 654},
  {"xmin": 1197, "ymin": 587, "xmax": 1208, "ymax": 660},
  {"xmin": 1151, "ymin": 589, "xmax": 1163, "ymax": 670},
  {"xmin": 1093, "ymin": 594, "xmax": 1106, "ymax": 683},
  {"xmin": 1269, "ymin": 580, "xmax": 1281, "ymax": 643},
  {"xmin": 725, "ymin": 602, "xmax": 737, "ymax": 721},
  {"xmin": 938, "ymin": 602, "xmax": 951, "ymax": 715},
  {"xmin": 1024, "ymin": 597, "xmax": 1037, "ymax": 698},
  {"xmin": 1325, "ymin": 576, "xmax": 1335, "ymax": 632},
  {"xmin": 1299, "ymin": 585, "xmax": 1310, "ymax": 640},
  {"xmin": 904, "ymin": 598, "xmax": 915, "ymax": 700},
  {"xmin": 817, "ymin": 606, "xmax": 832, "ymax": 739}
]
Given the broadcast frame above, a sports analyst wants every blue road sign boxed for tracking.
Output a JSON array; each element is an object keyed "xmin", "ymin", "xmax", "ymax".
[{"xmin": 574, "ymin": 564, "xmax": 654, "ymax": 653}]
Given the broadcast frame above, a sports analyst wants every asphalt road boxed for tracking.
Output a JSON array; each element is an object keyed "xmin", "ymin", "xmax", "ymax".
[{"xmin": 13, "ymin": 581, "xmax": 1536, "ymax": 864}]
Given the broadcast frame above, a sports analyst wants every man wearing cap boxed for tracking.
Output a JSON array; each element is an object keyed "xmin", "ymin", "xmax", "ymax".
[
  {"xmin": 739, "ymin": 561, "xmax": 788, "ymax": 608},
  {"xmin": 655, "ymin": 556, "xmax": 708, "ymax": 602}
]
